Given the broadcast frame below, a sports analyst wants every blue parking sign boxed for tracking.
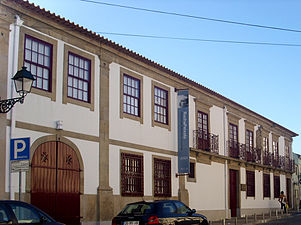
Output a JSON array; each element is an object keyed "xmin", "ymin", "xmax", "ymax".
[{"xmin": 10, "ymin": 137, "xmax": 30, "ymax": 161}]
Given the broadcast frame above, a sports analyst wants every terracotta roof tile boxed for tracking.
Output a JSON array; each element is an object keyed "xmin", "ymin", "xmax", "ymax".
[{"xmin": 4, "ymin": 0, "xmax": 298, "ymax": 137}]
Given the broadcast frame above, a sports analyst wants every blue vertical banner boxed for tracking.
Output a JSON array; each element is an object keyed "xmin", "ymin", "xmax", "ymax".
[{"xmin": 177, "ymin": 89, "xmax": 190, "ymax": 174}]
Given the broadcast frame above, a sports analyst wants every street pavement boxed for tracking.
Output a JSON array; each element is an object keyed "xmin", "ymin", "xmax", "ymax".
[
  {"xmin": 209, "ymin": 210, "xmax": 301, "ymax": 225},
  {"xmin": 256, "ymin": 212, "xmax": 301, "ymax": 225}
]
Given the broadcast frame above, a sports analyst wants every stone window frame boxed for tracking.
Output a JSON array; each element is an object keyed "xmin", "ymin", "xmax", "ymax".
[
  {"xmin": 151, "ymin": 81, "xmax": 171, "ymax": 130},
  {"xmin": 152, "ymin": 155, "xmax": 171, "ymax": 197},
  {"xmin": 263, "ymin": 173, "xmax": 271, "ymax": 199},
  {"xmin": 120, "ymin": 150, "xmax": 144, "ymax": 197},
  {"xmin": 274, "ymin": 174, "xmax": 280, "ymax": 199},
  {"xmin": 187, "ymin": 159, "xmax": 196, "ymax": 183},
  {"xmin": 227, "ymin": 113, "xmax": 240, "ymax": 144},
  {"xmin": 63, "ymin": 44, "xmax": 95, "ymax": 111},
  {"xmin": 120, "ymin": 67, "xmax": 144, "ymax": 124},
  {"xmin": 18, "ymin": 27, "xmax": 57, "ymax": 101},
  {"xmin": 194, "ymin": 99, "xmax": 212, "ymax": 133},
  {"xmin": 246, "ymin": 170, "xmax": 255, "ymax": 198}
]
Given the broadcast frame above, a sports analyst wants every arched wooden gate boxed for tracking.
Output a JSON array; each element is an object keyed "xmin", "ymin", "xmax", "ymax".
[{"xmin": 31, "ymin": 141, "xmax": 80, "ymax": 225}]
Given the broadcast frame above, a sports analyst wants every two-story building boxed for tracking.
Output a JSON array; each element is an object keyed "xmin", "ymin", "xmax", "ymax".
[{"xmin": 0, "ymin": 1, "xmax": 298, "ymax": 225}]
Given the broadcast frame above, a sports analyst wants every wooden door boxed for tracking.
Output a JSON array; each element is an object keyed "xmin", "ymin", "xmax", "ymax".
[
  {"xmin": 229, "ymin": 169, "xmax": 238, "ymax": 217},
  {"xmin": 31, "ymin": 141, "xmax": 80, "ymax": 225}
]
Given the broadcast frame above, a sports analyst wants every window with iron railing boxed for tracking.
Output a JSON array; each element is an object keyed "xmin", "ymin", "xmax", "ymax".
[
  {"xmin": 229, "ymin": 123, "xmax": 239, "ymax": 158},
  {"xmin": 246, "ymin": 130, "xmax": 254, "ymax": 162},
  {"xmin": 154, "ymin": 158, "xmax": 171, "ymax": 197},
  {"xmin": 121, "ymin": 153, "xmax": 143, "ymax": 196},
  {"xmin": 197, "ymin": 111, "xmax": 209, "ymax": 150}
]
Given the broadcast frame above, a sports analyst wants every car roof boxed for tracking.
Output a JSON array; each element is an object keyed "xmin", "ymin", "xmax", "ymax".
[{"xmin": 127, "ymin": 200, "xmax": 180, "ymax": 205}]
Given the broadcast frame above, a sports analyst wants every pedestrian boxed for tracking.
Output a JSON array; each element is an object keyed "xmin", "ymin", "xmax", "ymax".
[{"xmin": 278, "ymin": 191, "xmax": 287, "ymax": 213}]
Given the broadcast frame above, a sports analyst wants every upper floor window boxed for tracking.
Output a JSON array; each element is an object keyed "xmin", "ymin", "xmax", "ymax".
[
  {"xmin": 123, "ymin": 74, "xmax": 140, "ymax": 117},
  {"xmin": 197, "ymin": 111, "xmax": 209, "ymax": 150},
  {"xmin": 273, "ymin": 141, "xmax": 279, "ymax": 156},
  {"xmin": 154, "ymin": 86, "xmax": 168, "ymax": 124},
  {"xmin": 229, "ymin": 123, "xmax": 238, "ymax": 144},
  {"xmin": 121, "ymin": 153, "xmax": 143, "ymax": 196},
  {"xmin": 246, "ymin": 171, "xmax": 255, "ymax": 197},
  {"xmin": 24, "ymin": 34, "xmax": 52, "ymax": 91},
  {"xmin": 246, "ymin": 130, "xmax": 254, "ymax": 152},
  {"xmin": 154, "ymin": 158, "xmax": 171, "ymax": 197},
  {"xmin": 67, "ymin": 52, "xmax": 91, "ymax": 102},
  {"xmin": 263, "ymin": 137, "xmax": 269, "ymax": 152}
]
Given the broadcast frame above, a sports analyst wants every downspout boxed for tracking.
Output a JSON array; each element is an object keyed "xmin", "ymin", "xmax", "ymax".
[
  {"xmin": 223, "ymin": 106, "xmax": 228, "ymax": 218},
  {"xmin": 9, "ymin": 15, "xmax": 23, "ymax": 200}
]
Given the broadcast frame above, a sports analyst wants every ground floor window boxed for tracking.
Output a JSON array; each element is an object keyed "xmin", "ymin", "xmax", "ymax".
[
  {"xmin": 246, "ymin": 171, "xmax": 255, "ymax": 197},
  {"xmin": 121, "ymin": 153, "xmax": 143, "ymax": 196},
  {"xmin": 263, "ymin": 174, "xmax": 270, "ymax": 198},
  {"xmin": 154, "ymin": 158, "xmax": 171, "ymax": 197},
  {"xmin": 274, "ymin": 175, "xmax": 280, "ymax": 198}
]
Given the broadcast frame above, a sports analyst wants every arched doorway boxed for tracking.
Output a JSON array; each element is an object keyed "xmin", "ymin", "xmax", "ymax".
[{"xmin": 31, "ymin": 141, "xmax": 80, "ymax": 225}]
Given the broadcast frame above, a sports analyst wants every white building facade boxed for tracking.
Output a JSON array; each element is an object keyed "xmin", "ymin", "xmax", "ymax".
[{"xmin": 0, "ymin": 1, "xmax": 298, "ymax": 225}]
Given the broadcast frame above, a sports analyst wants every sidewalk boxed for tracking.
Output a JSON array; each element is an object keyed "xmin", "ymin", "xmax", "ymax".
[{"xmin": 208, "ymin": 209, "xmax": 294, "ymax": 225}]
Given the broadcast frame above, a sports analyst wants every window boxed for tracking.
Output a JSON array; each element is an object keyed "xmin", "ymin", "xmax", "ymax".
[
  {"xmin": 123, "ymin": 74, "xmax": 140, "ymax": 117},
  {"xmin": 188, "ymin": 162, "xmax": 195, "ymax": 179},
  {"xmin": 229, "ymin": 123, "xmax": 239, "ymax": 158},
  {"xmin": 197, "ymin": 111, "xmax": 209, "ymax": 150},
  {"xmin": 154, "ymin": 86, "xmax": 168, "ymax": 124},
  {"xmin": 274, "ymin": 175, "xmax": 280, "ymax": 198},
  {"xmin": 121, "ymin": 153, "xmax": 143, "ymax": 196},
  {"xmin": 8, "ymin": 203, "xmax": 41, "ymax": 224},
  {"xmin": 246, "ymin": 130, "xmax": 253, "ymax": 152},
  {"xmin": 246, "ymin": 171, "xmax": 255, "ymax": 197},
  {"xmin": 273, "ymin": 141, "xmax": 279, "ymax": 156},
  {"xmin": 154, "ymin": 158, "xmax": 171, "ymax": 197},
  {"xmin": 0, "ymin": 205, "xmax": 9, "ymax": 223},
  {"xmin": 67, "ymin": 52, "xmax": 91, "ymax": 102},
  {"xmin": 263, "ymin": 137, "xmax": 269, "ymax": 152},
  {"xmin": 263, "ymin": 174, "xmax": 270, "ymax": 198},
  {"xmin": 24, "ymin": 34, "xmax": 52, "ymax": 91}
]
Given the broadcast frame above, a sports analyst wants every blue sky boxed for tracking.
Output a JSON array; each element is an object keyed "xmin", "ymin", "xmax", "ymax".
[{"xmin": 28, "ymin": 0, "xmax": 301, "ymax": 154}]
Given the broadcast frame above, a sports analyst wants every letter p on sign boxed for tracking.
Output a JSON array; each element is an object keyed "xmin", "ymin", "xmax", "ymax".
[{"xmin": 10, "ymin": 137, "xmax": 30, "ymax": 161}]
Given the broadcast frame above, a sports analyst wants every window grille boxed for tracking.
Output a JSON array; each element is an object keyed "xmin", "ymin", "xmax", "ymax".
[
  {"xmin": 263, "ymin": 174, "xmax": 270, "ymax": 198},
  {"xmin": 121, "ymin": 153, "xmax": 143, "ymax": 196},
  {"xmin": 154, "ymin": 158, "xmax": 171, "ymax": 197},
  {"xmin": 246, "ymin": 171, "xmax": 255, "ymax": 197}
]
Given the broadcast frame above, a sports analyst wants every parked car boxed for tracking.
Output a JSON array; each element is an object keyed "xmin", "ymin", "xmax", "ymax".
[
  {"xmin": 0, "ymin": 200, "xmax": 64, "ymax": 225},
  {"xmin": 112, "ymin": 200, "xmax": 208, "ymax": 225}
]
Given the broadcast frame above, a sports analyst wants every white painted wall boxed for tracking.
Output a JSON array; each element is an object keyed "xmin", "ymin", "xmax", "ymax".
[
  {"xmin": 210, "ymin": 106, "xmax": 225, "ymax": 155},
  {"xmin": 109, "ymin": 64, "xmax": 177, "ymax": 152},
  {"xmin": 5, "ymin": 24, "xmax": 101, "ymax": 198},
  {"xmin": 187, "ymin": 162, "xmax": 225, "ymax": 210}
]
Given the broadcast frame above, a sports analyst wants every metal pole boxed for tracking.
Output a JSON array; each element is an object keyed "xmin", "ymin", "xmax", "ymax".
[{"xmin": 19, "ymin": 171, "xmax": 21, "ymax": 200}]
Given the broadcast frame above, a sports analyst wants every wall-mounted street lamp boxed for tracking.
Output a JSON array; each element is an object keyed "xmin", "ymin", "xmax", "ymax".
[{"xmin": 0, "ymin": 66, "xmax": 35, "ymax": 113}]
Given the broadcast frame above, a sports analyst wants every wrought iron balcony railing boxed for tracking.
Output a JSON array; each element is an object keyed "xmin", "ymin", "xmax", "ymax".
[
  {"xmin": 193, "ymin": 134, "xmax": 293, "ymax": 172},
  {"xmin": 193, "ymin": 130, "xmax": 219, "ymax": 154}
]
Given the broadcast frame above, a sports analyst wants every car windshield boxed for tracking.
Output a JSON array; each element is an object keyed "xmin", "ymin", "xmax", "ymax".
[{"xmin": 120, "ymin": 203, "xmax": 154, "ymax": 215}]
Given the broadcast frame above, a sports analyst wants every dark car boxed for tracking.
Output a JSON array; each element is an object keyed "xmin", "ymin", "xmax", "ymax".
[
  {"xmin": 0, "ymin": 200, "xmax": 64, "ymax": 225},
  {"xmin": 112, "ymin": 200, "xmax": 208, "ymax": 225}
]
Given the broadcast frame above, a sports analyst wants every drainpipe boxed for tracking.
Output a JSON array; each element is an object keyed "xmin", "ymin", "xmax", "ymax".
[
  {"xmin": 223, "ymin": 106, "xmax": 228, "ymax": 218},
  {"xmin": 9, "ymin": 15, "xmax": 23, "ymax": 200}
]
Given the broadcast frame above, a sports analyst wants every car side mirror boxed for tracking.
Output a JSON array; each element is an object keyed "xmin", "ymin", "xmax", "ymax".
[{"xmin": 189, "ymin": 209, "xmax": 196, "ymax": 215}]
